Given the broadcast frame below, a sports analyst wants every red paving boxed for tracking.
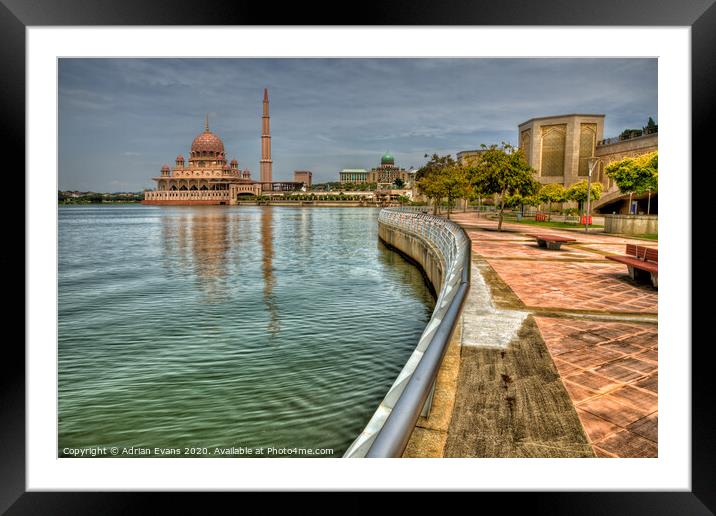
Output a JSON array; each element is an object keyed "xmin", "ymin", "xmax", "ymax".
[
  {"xmin": 535, "ymin": 317, "xmax": 657, "ymax": 457},
  {"xmin": 488, "ymin": 260, "xmax": 657, "ymax": 313},
  {"xmin": 452, "ymin": 212, "xmax": 658, "ymax": 458}
]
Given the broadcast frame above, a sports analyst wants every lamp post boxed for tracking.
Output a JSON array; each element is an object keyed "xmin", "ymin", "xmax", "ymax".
[{"xmin": 586, "ymin": 157, "xmax": 600, "ymax": 232}]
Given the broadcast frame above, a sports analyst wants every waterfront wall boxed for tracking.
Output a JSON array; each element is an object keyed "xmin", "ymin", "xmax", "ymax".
[
  {"xmin": 344, "ymin": 208, "xmax": 470, "ymax": 458},
  {"xmin": 144, "ymin": 198, "xmax": 389, "ymax": 207},
  {"xmin": 143, "ymin": 190, "xmax": 230, "ymax": 204},
  {"xmin": 604, "ymin": 214, "xmax": 658, "ymax": 235},
  {"xmin": 242, "ymin": 200, "xmax": 368, "ymax": 207},
  {"xmin": 142, "ymin": 199, "xmax": 226, "ymax": 205},
  {"xmin": 377, "ymin": 220, "xmax": 444, "ymax": 293}
]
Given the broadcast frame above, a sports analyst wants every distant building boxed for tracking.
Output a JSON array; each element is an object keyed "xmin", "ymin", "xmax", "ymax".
[
  {"xmin": 370, "ymin": 153, "xmax": 412, "ymax": 189},
  {"xmin": 340, "ymin": 169, "xmax": 369, "ymax": 184},
  {"xmin": 339, "ymin": 154, "xmax": 414, "ymax": 188},
  {"xmin": 456, "ymin": 149, "xmax": 487, "ymax": 167},
  {"xmin": 294, "ymin": 170, "xmax": 313, "ymax": 188}
]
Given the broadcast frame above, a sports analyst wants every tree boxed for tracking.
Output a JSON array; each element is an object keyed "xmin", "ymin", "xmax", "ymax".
[
  {"xmin": 537, "ymin": 183, "xmax": 567, "ymax": 221},
  {"xmin": 468, "ymin": 143, "xmax": 539, "ymax": 231},
  {"xmin": 415, "ymin": 153, "xmax": 457, "ymax": 183},
  {"xmin": 418, "ymin": 165, "xmax": 471, "ymax": 219},
  {"xmin": 438, "ymin": 166, "xmax": 471, "ymax": 219},
  {"xmin": 605, "ymin": 151, "xmax": 658, "ymax": 214},
  {"xmin": 643, "ymin": 117, "xmax": 658, "ymax": 134},
  {"xmin": 566, "ymin": 180, "xmax": 603, "ymax": 214},
  {"xmin": 605, "ymin": 151, "xmax": 658, "ymax": 195},
  {"xmin": 520, "ymin": 192, "xmax": 541, "ymax": 213},
  {"xmin": 416, "ymin": 153, "xmax": 459, "ymax": 215},
  {"xmin": 393, "ymin": 177, "xmax": 405, "ymax": 189}
]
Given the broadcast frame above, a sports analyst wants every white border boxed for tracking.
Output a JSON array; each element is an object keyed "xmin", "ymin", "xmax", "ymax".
[{"xmin": 27, "ymin": 27, "xmax": 690, "ymax": 491}]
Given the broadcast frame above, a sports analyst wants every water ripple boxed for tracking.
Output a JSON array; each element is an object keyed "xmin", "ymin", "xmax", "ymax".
[{"xmin": 59, "ymin": 205, "xmax": 435, "ymax": 457}]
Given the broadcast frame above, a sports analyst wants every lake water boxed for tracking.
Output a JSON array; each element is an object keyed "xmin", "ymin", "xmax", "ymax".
[{"xmin": 58, "ymin": 205, "xmax": 435, "ymax": 457}]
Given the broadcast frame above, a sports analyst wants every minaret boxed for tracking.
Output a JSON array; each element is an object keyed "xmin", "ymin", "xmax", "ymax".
[{"xmin": 260, "ymin": 88, "xmax": 272, "ymax": 188}]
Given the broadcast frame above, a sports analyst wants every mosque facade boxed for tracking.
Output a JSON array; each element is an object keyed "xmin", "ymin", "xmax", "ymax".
[{"xmin": 143, "ymin": 89, "xmax": 301, "ymax": 205}]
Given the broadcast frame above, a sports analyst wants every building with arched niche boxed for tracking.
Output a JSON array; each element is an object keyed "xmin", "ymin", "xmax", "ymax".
[
  {"xmin": 518, "ymin": 114, "xmax": 605, "ymax": 188},
  {"xmin": 518, "ymin": 113, "xmax": 658, "ymax": 214}
]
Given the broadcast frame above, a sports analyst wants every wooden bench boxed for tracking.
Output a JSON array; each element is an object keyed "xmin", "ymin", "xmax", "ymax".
[
  {"xmin": 526, "ymin": 233, "xmax": 577, "ymax": 250},
  {"xmin": 606, "ymin": 244, "xmax": 658, "ymax": 288}
]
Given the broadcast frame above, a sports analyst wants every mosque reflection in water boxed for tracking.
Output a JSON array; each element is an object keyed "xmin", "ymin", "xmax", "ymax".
[{"xmin": 160, "ymin": 207, "xmax": 279, "ymax": 338}]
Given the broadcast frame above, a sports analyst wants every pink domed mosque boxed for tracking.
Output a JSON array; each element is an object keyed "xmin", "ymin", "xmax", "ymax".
[{"xmin": 143, "ymin": 89, "xmax": 302, "ymax": 205}]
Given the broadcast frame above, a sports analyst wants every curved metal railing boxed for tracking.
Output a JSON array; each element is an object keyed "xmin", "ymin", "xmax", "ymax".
[{"xmin": 343, "ymin": 207, "xmax": 471, "ymax": 458}]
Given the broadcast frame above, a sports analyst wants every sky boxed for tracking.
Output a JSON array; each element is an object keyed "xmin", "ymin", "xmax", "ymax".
[{"xmin": 58, "ymin": 58, "xmax": 657, "ymax": 192}]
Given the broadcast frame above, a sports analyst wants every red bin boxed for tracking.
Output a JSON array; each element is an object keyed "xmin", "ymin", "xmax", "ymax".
[{"xmin": 580, "ymin": 215, "xmax": 593, "ymax": 224}]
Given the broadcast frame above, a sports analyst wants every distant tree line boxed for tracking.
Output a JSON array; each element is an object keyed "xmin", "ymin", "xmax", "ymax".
[{"xmin": 58, "ymin": 191, "xmax": 144, "ymax": 204}]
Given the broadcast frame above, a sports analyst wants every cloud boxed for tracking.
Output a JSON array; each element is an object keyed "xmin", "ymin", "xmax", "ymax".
[{"xmin": 59, "ymin": 58, "xmax": 657, "ymax": 191}]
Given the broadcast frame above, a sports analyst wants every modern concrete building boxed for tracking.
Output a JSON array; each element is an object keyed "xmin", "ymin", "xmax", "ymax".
[
  {"xmin": 339, "ymin": 169, "xmax": 369, "ymax": 184},
  {"xmin": 456, "ymin": 149, "xmax": 487, "ymax": 167},
  {"xmin": 517, "ymin": 113, "xmax": 658, "ymax": 214},
  {"xmin": 518, "ymin": 114, "xmax": 605, "ymax": 187},
  {"xmin": 294, "ymin": 170, "xmax": 312, "ymax": 188}
]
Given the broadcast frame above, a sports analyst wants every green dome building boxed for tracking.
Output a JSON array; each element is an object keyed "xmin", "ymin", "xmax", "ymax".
[
  {"xmin": 380, "ymin": 152, "xmax": 395, "ymax": 166},
  {"xmin": 338, "ymin": 152, "xmax": 416, "ymax": 191}
]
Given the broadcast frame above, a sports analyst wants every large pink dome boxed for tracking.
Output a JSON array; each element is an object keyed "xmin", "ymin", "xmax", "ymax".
[{"xmin": 191, "ymin": 129, "xmax": 225, "ymax": 155}]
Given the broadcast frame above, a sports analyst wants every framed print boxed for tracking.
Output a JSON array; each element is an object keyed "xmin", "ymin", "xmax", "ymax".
[{"xmin": 4, "ymin": 0, "xmax": 712, "ymax": 513}]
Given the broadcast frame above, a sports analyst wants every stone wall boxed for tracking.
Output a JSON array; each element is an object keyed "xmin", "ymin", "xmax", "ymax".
[
  {"xmin": 604, "ymin": 214, "xmax": 658, "ymax": 235},
  {"xmin": 377, "ymin": 223, "xmax": 444, "ymax": 291},
  {"xmin": 142, "ymin": 199, "xmax": 226, "ymax": 205}
]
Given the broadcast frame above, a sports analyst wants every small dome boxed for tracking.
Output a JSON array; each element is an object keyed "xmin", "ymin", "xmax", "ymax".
[
  {"xmin": 176, "ymin": 155, "xmax": 184, "ymax": 162},
  {"xmin": 230, "ymin": 159, "xmax": 238, "ymax": 166},
  {"xmin": 381, "ymin": 153, "xmax": 395, "ymax": 165},
  {"xmin": 161, "ymin": 164, "xmax": 170, "ymax": 171},
  {"xmin": 223, "ymin": 164, "xmax": 230, "ymax": 170}
]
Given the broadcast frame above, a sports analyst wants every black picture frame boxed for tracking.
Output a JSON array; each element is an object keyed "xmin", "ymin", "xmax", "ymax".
[{"xmin": 4, "ymin": 0, "xmax": 710, "ymax": 513}]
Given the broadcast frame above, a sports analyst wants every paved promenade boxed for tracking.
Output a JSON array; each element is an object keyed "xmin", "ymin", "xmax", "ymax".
[{"xmin": 406, "ymin": 212, "xmax": 657, "ymax": 458}]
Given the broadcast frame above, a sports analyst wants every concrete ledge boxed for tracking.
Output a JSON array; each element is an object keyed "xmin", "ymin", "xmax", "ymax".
[
  {"xmin": 604, "ymin": 214, "xmax": 658, "ymax": 235},
  {"xmin": 377, "ymin": 224, "xmax": 444, "ymax": 291}
]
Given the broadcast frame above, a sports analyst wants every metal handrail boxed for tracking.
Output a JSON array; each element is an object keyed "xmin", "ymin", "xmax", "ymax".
[{"xmin": 343, "ymin": 207, "xmax": 471, "ymax": 458}]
